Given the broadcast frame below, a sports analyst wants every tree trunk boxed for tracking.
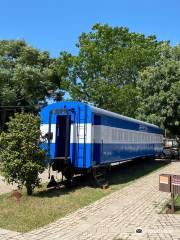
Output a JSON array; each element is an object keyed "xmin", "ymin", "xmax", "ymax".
[
  {"xmin": 26, "ymin": 184, "xmax": 33, "ymax": 195},
  {"xmin": 0, "ymin": 110, "xmax": 7, "ymax": 131}
]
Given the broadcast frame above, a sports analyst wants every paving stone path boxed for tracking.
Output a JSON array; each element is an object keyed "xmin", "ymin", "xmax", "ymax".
[{"xmin": 1, "ymin": 161, "xmax": 180, "ymax": 240}]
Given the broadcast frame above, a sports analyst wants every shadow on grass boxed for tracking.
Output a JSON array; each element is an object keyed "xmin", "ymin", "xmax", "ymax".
[
  {"xmin": 33, "ymin": 158, "xmax": 170, "ymax": 198},
  {"xmin": 109, "ymin": 158, "xmax": 170, "ymax": 187}
]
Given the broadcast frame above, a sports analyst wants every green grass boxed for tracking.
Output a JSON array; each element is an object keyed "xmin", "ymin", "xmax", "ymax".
[
  {"xmin": 162, "ymin": 195, "xmax": 180, "ymax": 214},
  {"xmin": 175, "ymin": 195, "xmax": 180, "ymax": 213},
  {"xmin": 163, "ymin": 196, "xmax": 180, "ymax": 214},
  {"xmin": 160, "ymin": 196, "xmax": 180, "ymax": 214},
  {"xmin": 0, "ymin": 159, "xmax": 169, "ymax": 233},
  {"xmin": 0, "ymin": 186, "xmax": 110, "ymax": 233}
]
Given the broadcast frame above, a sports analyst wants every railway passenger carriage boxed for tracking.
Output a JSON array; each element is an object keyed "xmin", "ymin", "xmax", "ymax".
[{"xmin": 40, "ymin": 101, "xmax": 164, "ymax": 180}]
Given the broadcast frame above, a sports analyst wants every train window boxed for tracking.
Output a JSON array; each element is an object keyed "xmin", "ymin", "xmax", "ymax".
[
  {"xmin": 136, "ymin": 133, "xmax": 138, "ymax": 142},
  {"xmin": 133, "ymin": 133, "xmax": 135, "ymax": 143},
  {"xmin": 118, "ymin": 130, "xmax": 120, "ymax": 141},
  {"xmin": 125, "ymin": 132, "xmax": 127, "ymax": 141},
  {"xmin": 118, "ymin": 131, "xmax": 121, "ymax": 141},
  {"xmin": 135, "ymin": 133, "xmax": 138, "ymax": 143},
  {"xmin": 124, "ymin": 132, "xmax": 126, "ymax": 141},
  {"xmin": 127, "ymin": 132, "xmax": 129, "ymax": 141},
  {"xmin": 122, "ymin": 131, "xmax": 124, "ymax": 141},
  {"xmin": 131, "ymin": 133, "xmax": 133, "ymax": 143},
  {"xmin": 112, "ymin": 128, "xmax": 116, "ymax": 140}
]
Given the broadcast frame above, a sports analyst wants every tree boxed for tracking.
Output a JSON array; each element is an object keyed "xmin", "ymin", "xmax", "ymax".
[
  {"xmin": 136, "ymin": 57, "xmax": 180, "ymax": 136},
  {"xmin": 0, "ymin": 40, "xmax": 64, "ymax": 131},
  {"xmin": 0, "ymin": 113, "xmax": 46, "ymax": 195},
  {"xmin": 59, "ymin": 24, "xmax": 166, "ymax": 116}
]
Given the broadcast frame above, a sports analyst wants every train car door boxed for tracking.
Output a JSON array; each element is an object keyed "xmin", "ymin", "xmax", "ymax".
[{"xmin": 55, "ymin": 115, "xmax": 71, "ymax": 158}]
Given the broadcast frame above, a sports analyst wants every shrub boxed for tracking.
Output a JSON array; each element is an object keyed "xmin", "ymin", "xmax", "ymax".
[{"xmin": 0, "ymin": 113, "xmax": 47, "ymax": 195}]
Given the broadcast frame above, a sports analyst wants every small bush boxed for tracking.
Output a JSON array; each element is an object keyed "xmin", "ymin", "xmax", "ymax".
[{"xmin": 0, "ymin": 113, "xmax": 47, "ymax": 195}]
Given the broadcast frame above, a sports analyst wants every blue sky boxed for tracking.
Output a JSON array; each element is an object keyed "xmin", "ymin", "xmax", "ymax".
[{"xmin": 0, "ymin": 0, "xmax": 180, "ymax": 57}]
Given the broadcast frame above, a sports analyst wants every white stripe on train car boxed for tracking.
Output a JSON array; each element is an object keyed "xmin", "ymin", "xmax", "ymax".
[
  {"xmin": 40, "ymin": 124, "xmax": 163, "ymax": 145},
  {"xmin": 40, "ymin": 123, "xmax": 92, "ymax": 144},
  {"xmin": 93, "ymin": 125, "xmax": 163, "ymax": 144},
  {"xmin": 40, "ymin": 124, "xmax": 56, "ymax": 143},
  {"xmin": 70, "ymin": 123, "xmax": 92, "ymax": 144}
]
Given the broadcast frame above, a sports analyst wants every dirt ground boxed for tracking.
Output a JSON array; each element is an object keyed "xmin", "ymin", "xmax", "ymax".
[{"xmin": 0, "ymin": 169, "xmax": 61, "ymax": 195}]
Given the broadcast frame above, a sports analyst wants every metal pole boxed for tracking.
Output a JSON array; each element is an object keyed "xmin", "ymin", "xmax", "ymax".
[
  {"xmin": 65, "ymin": 111, "xmax": 70, "ymax": 163},
  {"xmin": 48, "ymin": 110, "xmax": 52, "ymax": 179},
  {"xmin": 171, "ymin": 193, "xmax": 175, "ymax": 213}
]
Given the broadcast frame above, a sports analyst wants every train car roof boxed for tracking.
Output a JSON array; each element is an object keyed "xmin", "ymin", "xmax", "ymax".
[
  {"xmin": 42, "ymin": 101, "xmax": 161, "ymax": 130},
  {"xmin": 91, "ymin": 104, "xmax": 160, "ymax": 129}
]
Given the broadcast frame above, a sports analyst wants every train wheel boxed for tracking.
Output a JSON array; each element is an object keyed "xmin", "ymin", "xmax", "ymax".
[{"xmin": 63, "ymin": 166, "xmax": 74, "ymax": 181}]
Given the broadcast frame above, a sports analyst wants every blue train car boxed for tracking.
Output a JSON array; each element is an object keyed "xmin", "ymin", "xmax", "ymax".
[{"xmin": 40, "ymin": 101, "xmax": 164, "ymax": 180}]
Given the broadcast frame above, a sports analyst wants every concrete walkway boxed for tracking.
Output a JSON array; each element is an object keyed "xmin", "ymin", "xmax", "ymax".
[{"xmin": 1, "ymin": 161, "xmax": 180, "ymax": 240}]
